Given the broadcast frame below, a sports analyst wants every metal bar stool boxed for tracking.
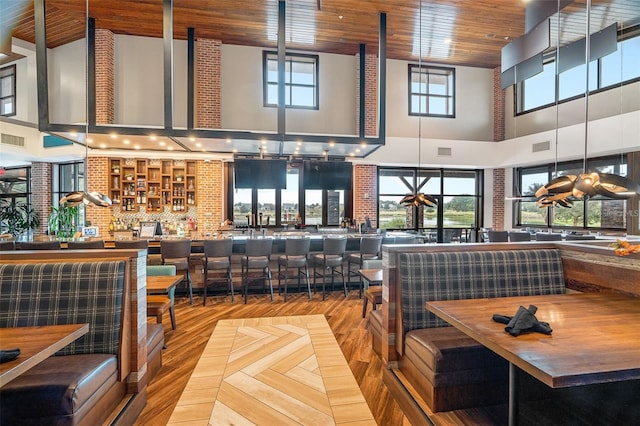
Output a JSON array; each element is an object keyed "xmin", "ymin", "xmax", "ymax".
[
  {"xmin": 160, "ymin": 239, "xmax": 193, "ymax": 304},
  {"xmin": 202, "ymin": 238, "xmax": 234, "ymax": 305},
  {"xmin": 346, "ymin": 236, "xmax": 382, "ymax": 297},
  {"xmin": 241, "ymin": 238, "xmax": 274, "ymax": 303},
  {"xmin": 311, "ymin": 236, "xmax": 347, "ymax": 300},
  {"xmin": 277, "ymin": 237, "xmax": 311, "ymax": 302}
]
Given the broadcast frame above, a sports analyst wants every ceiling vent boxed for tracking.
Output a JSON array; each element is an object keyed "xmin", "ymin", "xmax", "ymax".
[
  {"xmin": 532, "ymin": 140, "xmax": 550, "ymax": 153},
  {"xmin": 437, "ymin": 147, "xmax": 452, "ymax": 156},
  {"xmin": 1, "ymin": 133, "xmax": 25, "ymax": 147}
]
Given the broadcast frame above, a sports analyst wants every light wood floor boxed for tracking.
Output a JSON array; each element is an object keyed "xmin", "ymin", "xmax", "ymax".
[{"xmin": 134, "ymin": 287, "xmax": 407, "ymax": 426}]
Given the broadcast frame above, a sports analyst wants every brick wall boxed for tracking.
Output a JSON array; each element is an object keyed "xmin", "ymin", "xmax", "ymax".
[
  {"xmin": 30, "ymin": 162, "xmax": 52, "ymax": 235},
  {"xmin": 353, "ymin": 164, "xmax": 377, "ymax": 227},
  {"xmin": 492, "ymin": 168, "xmax": 505, "ymax": 230},
  {"xmin": 196, "ymin": 38, "xmax": 222, "ymax": 128},
  {"xmin": 85, "ymin": 157, "xmax": 111, "ymax": 231},
  {"xmin": 96, "ymin": 29, "xmax": 114, "ymax": 124},
  {"xmin": 196, "ymin": 159, "xmax": 224, "ymax": 233},
  {"xmin": 355, "ymin": 53, "xmax": 378, "ymax": 136}
]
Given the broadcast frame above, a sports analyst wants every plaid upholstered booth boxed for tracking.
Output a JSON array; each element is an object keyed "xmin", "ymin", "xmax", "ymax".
[
  {"xmin": 0, "ymin": 261, "xmax": 129, "ymax": 426},
  {"xmin": 372, "ymin": 249, "xmax": 566, "ymax": 413}
]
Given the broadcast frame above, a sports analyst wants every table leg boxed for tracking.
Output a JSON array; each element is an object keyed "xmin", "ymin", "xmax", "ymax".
[{"xmin": 508, "ymin": 362, "xmax": 519, "ymax": 426}]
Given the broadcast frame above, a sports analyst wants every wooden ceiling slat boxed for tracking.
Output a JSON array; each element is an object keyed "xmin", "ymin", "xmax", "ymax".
[{"xmin": 4, "ymin": 0, "xmax": 640, "ymax": 69}]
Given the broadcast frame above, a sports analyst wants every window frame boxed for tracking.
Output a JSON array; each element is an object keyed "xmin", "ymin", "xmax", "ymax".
[
  {"xmin": 407, "ymin": 64, "xmax": 456, "ymax": 118},
  {"xmin": 0, "ymin": 64, "xmax": 17, "ymax": 117},
  {"xmin": 263, "ymin": 51, "xmax": 319, "ymax": 110}
]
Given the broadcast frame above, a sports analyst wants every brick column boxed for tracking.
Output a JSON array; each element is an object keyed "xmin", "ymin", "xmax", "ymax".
[
  {"xmin": 492, "ymin": 67, "xmax": 506, "ymax": 230},
  {"xmin": 85, "ymin": 156, "xmax": 111, "ymax": 232},
  {"xmin": 356, "ymin": 53, "xmax": 378, "ymax": 136},
  {"xmin": 196, "ymin": 39, "xmax": 222, "ymax": 128},
  {"xmin": 353, "ymin": 164, "xmax": 377, "ymax": 227},
  {"xmin": 96, "ymin": 29, "xmax": 114, "ymax": 124},
  {"xmin": 30, "ymin": 162, "xmax": 52, "ymax": 236},
  {"xmin": 196, "ymin": 160, "xmax": 224, "ymax": 234}
]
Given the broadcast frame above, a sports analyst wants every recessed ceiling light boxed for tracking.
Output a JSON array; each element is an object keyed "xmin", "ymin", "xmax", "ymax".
[
  {"xmin": 134, "ymin": 145, "xmax": 141, "ymax": 150},
  {"xmin": 297, "ymin": 141, "xmax": 302, "ymax": 146},
  {"xmin": 167, "ymin": 147, "xmax": 174, "ymax": 151},
  {"xmin": 233, "ymin": 149, "xmax": 238, "ymax": 153},
  {"xmin": 123, "ymin": 139, "xmax": 130, "ymax": 145},
  {"xmin": 99, "ymin": 143, "xmax": 106, "ymax": 149},
  {"xmin": 110, "ymin": 134, "xmax": 118, "ymax": 139},
  {"xmin": 329, "ymin": 141, "xmax": 335, "ymax": 147},
  {"xmin": 350, "ymin": 152, "xmax": 355, "ymax": 157},
  {"xmin": 70, "ymin": 132, "xmax": 77, "ymax": 137},
  {"xmin": 443, "ymin": 38, "xmax": 452, "ymax": 45},
  {"xmin": 360, "ymin": 142, "xmax": 367, "ymax": 147},
  {"xmin": 356, "ymin": 148, "xmax": 361, "ymax": 153},
  {"xmin": 86, "ymin": 138, "xmax": 93, "ymax": 144},
  {"xmin": 226, "ymin": 138, "xmax": 232, "ymax": 143},
  {"xmin": 159, "ymin": 141, "xmax": 166, "ymax": 146},
  {"xmin": 150, "ymin": 135, "xmax": 157, "ymax": 140},
  {"xmin": 189, "ymin": 137, "xmax": 195, "ymax": 142},
  {"xmin": 195, "ymin": 142, "xmax": 202, "ymax": 148}
]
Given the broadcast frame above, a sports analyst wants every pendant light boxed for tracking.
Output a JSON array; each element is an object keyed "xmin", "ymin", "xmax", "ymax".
[
  {"xmin": 401, "ymin": 0, "xmax": 437, "ymax": 208},
  {"xmin": 60, "ymin": 0, "xmax": 111, "ymax": 209},
  {"xmin": 536, "ymin": 0, "xmax": 640, "ymax": 207}
]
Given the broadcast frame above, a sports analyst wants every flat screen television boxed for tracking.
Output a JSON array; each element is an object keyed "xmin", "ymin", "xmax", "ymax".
[
  {"xmin": 303, "ymin": 161, "xmax": 352, "ymax": 190},
  {"xmin": 139, "ymin": 221, "xmax": 163, "ymax": 238},
  {"xmin": 234, "ymin": 159, "xmax": 287, "ymax": 189}
]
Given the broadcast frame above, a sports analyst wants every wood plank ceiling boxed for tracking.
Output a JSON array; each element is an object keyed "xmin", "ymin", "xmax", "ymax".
[{"xmin": 4, "ymin": 0, "xmax": 639, "ymax": 69}]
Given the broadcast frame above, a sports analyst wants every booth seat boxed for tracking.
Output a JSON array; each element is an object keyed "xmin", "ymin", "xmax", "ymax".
[
  {"xmin": 0, "ymin": 259, "xmax": 148, "ymax": 426},
  {"xmin": 370, "ymin": 249, "xmax": 566, "ymax": 413}
]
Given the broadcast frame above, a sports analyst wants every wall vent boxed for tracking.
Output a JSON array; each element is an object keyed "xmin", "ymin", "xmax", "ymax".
[
  {"xmin": 437, "ymin": 147, "xmax": 452, "ymax": 156},
  {"xmin": 1, "ymin": 133, "xmax": 25, "ymax": 147},
  {"xmin": 532, "ymin": 140, "xmax": 550, "ymax": 153}
]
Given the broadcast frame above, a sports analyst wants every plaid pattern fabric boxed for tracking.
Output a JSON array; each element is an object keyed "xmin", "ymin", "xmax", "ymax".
[
  {"xmin": 0, "ymin": 261, "xmax": 125, "ymax": 356},
  {"xmin": 400, "ymin": 249, "xmax": 565, "ymax": 333}
]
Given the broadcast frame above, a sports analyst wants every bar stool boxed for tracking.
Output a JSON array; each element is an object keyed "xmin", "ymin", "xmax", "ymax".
[
  {"xmin": 202, "ymin": 238, "xmax": 234, "ymax": 305},
  {"xmin": 535, "ymin": 232, "xmax": 563, "ymax": 241},
  {"xmin": 67, "ymin": 240, "xmax": 105, "ymax": 249},
  {"xmin": 160, "ymin": 239, "xmax": 193, "ymax": 304},
  {"xmin": 508, "ymin": 231, "xmax": 531, "ymax": 242},
  {"xmin": 277, "ymin": 237, "xmax": 311, "ymax": 302},
  {"xmin": 488, "ymin": 230, "xmax": 509, "ymax": 242},
  {"xmin": 16, "ymin": 240, "xmax": 61, "ymax": 250},
  {"xmin": 346, "ymin": 236, "xmax": 382, "ymax": 297},
  {"xmin": 311, "ymin": 236, "xmax": 347, "ymax": 300},
  {"xmin": 241, "ymin": 238, "xmax": 273, "ymax": 303},
  {"xmin": 114, "ymin": 239, "xmax": 149, "ymax": 250}
]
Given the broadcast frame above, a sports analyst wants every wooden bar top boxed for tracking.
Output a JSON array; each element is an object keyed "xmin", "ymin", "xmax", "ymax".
[{"xmin": 427, "ymin": 293, "xmax": 640, "ymax": 388}]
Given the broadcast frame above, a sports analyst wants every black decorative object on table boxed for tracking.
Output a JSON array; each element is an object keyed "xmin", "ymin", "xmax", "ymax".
[
  {"xmin": 0, "ymin": 348, "xmax": 21, "ymax": 363},
  {"xmin": 492, "ymin": 304, "xmax": 552, "ymax": 336}
]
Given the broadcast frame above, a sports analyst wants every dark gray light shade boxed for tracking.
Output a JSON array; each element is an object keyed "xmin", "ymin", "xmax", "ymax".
[
  {"xmin": 525, "ymin": 0, "xmax": 573, "ymax": 34},
  {"xmin": 558, "ymin": 23, "xmax": 618, "ymax": 74},
  {"xmin": 501, "ymin": 19, "xmax": 550, "ymax": 73},
  {"xmin": 501, "ymin": 53, "xmax": 544, "ymax": 89}
]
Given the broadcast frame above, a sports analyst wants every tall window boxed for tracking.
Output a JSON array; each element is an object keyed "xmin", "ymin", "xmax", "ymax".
[
  {"xmin": 408, "ymin": 65, "xmax": 455, "ymax": 117},
  {"xmin": 515, "ymin": 155, "xmax": 628, "ymax": 230},
  {"xmin": 263, "ymin": 52, "xmax": 319, "ymax": 109},
  {"xmin": 378, "ymin": 168, "xmax": 482, "ymax": 242},
  {"xmin": 52, "ymin": 162, "xmax": 85, "ymax": 225},
  {"xmin": 517, "ymin": 32, "xmax": 640, "ymax": 114},
  {"xmin": 0, "ymin": 65, "xmax": 16, "ymax": 117},
  {"xmin": 0, "ymin": 166, "xmax": 32, "ymax": 235}
]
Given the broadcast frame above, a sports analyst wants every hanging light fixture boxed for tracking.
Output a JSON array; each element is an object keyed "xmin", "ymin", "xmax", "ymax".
[
  {"xmin": 401, "ymin": 0, "xmax": 437, "ymax": 209},
  {"xmin": 60, "ymin": 0, "xmax": 111, "ymax": 209},
  {"xmin": 536, "ymin": 0, "xmax": 640, "ymax": 207}
]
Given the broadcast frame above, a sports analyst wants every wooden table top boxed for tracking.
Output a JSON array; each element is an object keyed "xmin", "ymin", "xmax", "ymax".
[
  {"xmin": 0, "ymin": 323, "xmax": 89, "ymax": 387},
  {"xmin": 358, "ymin": 268, "xmax": 383, "ymax": 284},
  {"xmin": 427, "ymin": 293, "xmax": 640, "ymax": 388},
  {"xmin": 168, "ymin": 314, "xmax": 375, "ymax": 425},
  {"xmin": 146, "ymin": 275, "xmax": 183, "ymax": 294}
]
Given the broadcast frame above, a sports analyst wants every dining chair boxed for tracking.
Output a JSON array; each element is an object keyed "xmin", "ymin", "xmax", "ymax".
[
  {"xmin": 202, "ymin": 238, "xmax": 234, "ymax": 305},
  {"xmin": 67, "ymin": 240, "xmax": 105, "ymax": 249},
  {"xmin": 311, "ymin": 236, "xmax": 348, "ymax": 300},
  {"xmin": 277, "ymin": 237, "xmax": 311, "ymax": 302},
  {"xmin": 347, "ymin": 236, "xmax": 383, "ymax": 297},
  {"xmin": 114, "ymin": 239, "xmax": 149, "ymax": 250},
  {"xmin": 16, "ymin": 240, "xmax": 62, "ymax": 250},
  {"xmin": 160, "ymin": 239, "xmax": 193, "ymax": 304},
  {"xmin": 535, "ymin": 232, "xmax": 563, "ymax": 241},
  {"xmin": 565, "ymin": 234, "xmax": 597, "ymax": 240},
  {"xmin": 240, "ymin": 238, "xmax": 274, "ymax": 303},
  {"xmin": 508, "ymin": 231, "xmax": 531, "ymax": 242},
  {"xmin": 146, "ymin": 265, "xmax": 177, "ymax": 330},
  {"xmin": 487, "ymin": 230, "xmax": 509, "ymax": 242}
]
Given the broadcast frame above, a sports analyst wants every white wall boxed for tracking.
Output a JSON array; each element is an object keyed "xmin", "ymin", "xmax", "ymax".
[
  {"xmin": 221, "ymin": 45, "xmax": 357, "ymax": 135},
  {"xmin": 48, "ymin": 39, "xmax": 86, "ymax": 124},
  {"xmin": 386, "ymin": 60, "xmax": 494, "ymax": 141}
]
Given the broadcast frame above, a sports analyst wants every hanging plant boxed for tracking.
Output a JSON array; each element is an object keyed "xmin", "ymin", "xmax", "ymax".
[{"xmin": 48, "ymin": 204, "xmax": 79, "ymax": 239}]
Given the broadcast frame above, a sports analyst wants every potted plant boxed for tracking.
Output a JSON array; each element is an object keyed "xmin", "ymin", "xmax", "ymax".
[
  {"xmin": 175, "ymin": 173, "xmax": 183, "ymax": 182},
  {"xmin": 48, "ymin": 204, "xmax": 79, "ymax": 239},
  {"xmin": 0, "ymin": 200, "xmax": 40, "ymax": 239},
  {"xmin": 125, "ymin": 173, "xmax": 134, "ymax": 181}
]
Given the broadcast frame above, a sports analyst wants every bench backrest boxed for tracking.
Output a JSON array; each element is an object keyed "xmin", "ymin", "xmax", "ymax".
[
  {"xmin": 399, "ymin": 249, "xmax": 565, "ymax": 334},
  {"xmin": 0, "ymin": 261, "xmax": 126, "ymax": 356}
]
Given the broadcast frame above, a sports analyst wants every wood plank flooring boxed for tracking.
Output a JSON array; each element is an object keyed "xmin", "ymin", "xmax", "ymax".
[{"xmin": 134, "ymin": 288, "xmax": 407, "ymax": 426}]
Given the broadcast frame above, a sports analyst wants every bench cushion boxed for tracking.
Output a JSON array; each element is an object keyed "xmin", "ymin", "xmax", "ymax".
[
  {"xmin": 399, "ymin": 249, "xmax": 565, "ymax": 334},
  {"xmin": 0, "ymin": 354, "xmax": 120, "ymax": 425},
  {"xmin": 0, "ymin": 261, "xmax": 126, "ymax": 356},
  {"xmin": 404, "ymin": 328, "xmax": 507, "ymax": 385}
]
